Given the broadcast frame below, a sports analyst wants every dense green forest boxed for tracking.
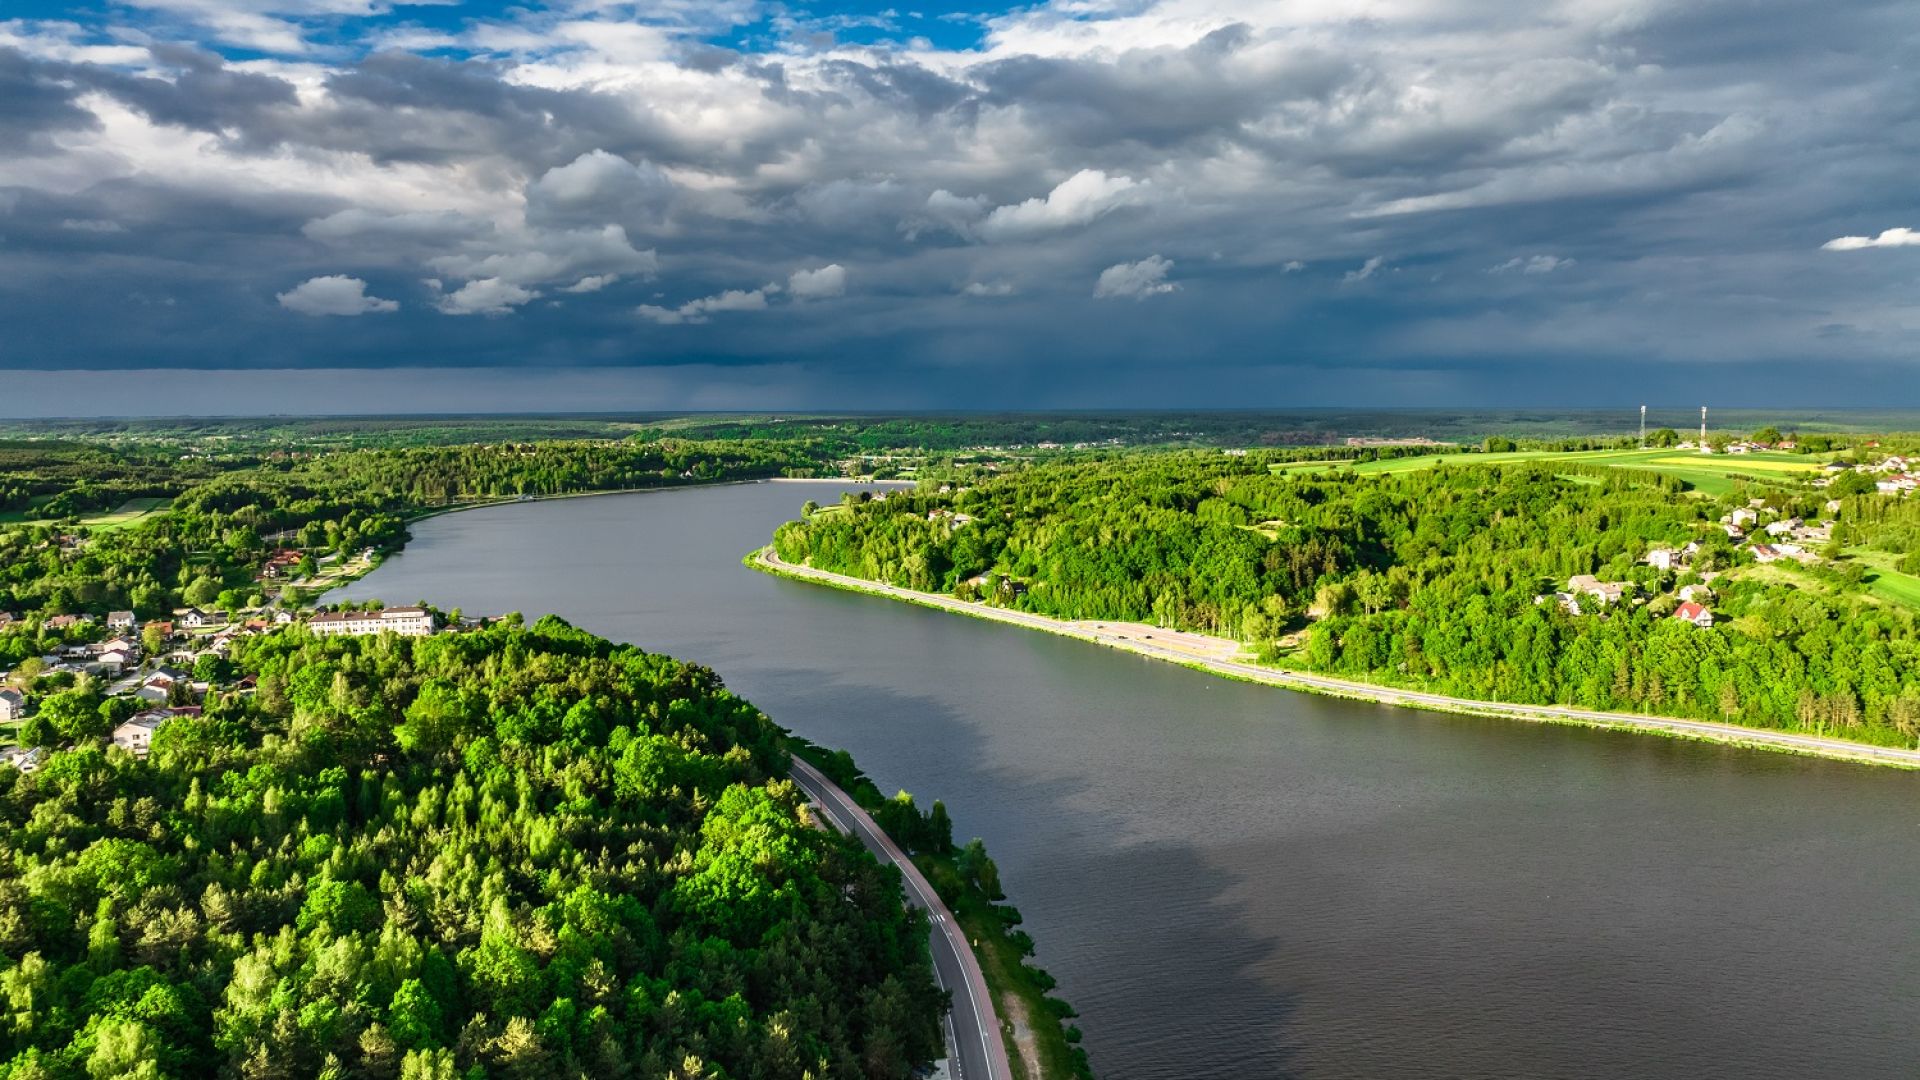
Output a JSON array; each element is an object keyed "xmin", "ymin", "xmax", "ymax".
[
  {"xmin": 772, "ymin": 452, "xmax": 1920, "ymax": 746},
  {"xmin": 0, "ymin": 618, "xmax": 946, "ymax": 1078}
]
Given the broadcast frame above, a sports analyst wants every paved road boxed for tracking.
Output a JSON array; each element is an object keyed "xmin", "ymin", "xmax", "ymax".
[
  {"xmin": 761, "ymin": 549, "xmax": 1920, "ymax": 769},
  {"xmin": 788, "ymin": 755, "xmax": 1013, "ymax": 1080}
]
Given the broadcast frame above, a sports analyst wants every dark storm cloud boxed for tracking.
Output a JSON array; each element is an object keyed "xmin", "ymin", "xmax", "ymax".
[
  {"xmin": 974, "ymin": 26, "xmax": 1353, "ymax": 154},
  {"xmin": 0, "ymin": 47, "xmax": 101, "ymax": 153},
  {"xmin": 84, "ymin": 45, "xmax": 298, "ymax": 136},
  {"xmin": 1, "ymin": 0, "xmax": 1918, "ymax": 408}
]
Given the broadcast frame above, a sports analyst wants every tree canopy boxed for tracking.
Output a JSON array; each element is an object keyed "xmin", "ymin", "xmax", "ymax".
[{"xmin": 0, "ymin": 619, "xmax": 945, "ymax": 1078}]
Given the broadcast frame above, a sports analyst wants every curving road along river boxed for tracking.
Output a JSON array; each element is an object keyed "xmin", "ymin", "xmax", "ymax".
[
  {"xmin": 789, "ymin": 756, "xmax": 1013, "ymax": 1080},
  {"xmin": 756, "ymin": 548, "xmax": 1920, "ymax": 768}
]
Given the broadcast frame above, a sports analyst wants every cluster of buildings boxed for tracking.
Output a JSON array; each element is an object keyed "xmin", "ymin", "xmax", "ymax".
[
  {"xmin": 0, "ymin": 603, "xmax": 443, "ymax": 773},
  {"xmin": 1538, "ymin": 543, "xmax": 1727, "ymax": 629},
  {"xmin": 1819, "ymin": 455, "xmax": 1917, "ymax": 496},
  {"xmin": 257, "ymin": 548, "xmax": 306, "ymax": 580},
  {"xmin": 1719, "ymin": 501, "xmax": 1832, "ymax": 565}
]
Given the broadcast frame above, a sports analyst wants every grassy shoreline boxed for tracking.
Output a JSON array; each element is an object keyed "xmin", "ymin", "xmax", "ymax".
[{"xmin": 747, "ymin": 547, "xmax": 1920, "ymax": 770}]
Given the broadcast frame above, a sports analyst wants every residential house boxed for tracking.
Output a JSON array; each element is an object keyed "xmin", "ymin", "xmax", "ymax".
[
  {"xmin": 1764, "ymin": 517, "xmax": 1803, "ymax": 537},
  {"xmin": 145, "ymin": 666, "xmax": 188, "ymax": 688},
  {"xmin": 1567, "ymin": 575, "xmax": 1633, "ymax": 606},
  {"xmin": 272, "ymin": 610, "xmax": 296, "ymax": 625},
  {"xmin": 133, "ymin": 684, "xmax": 172, "ymax": 706},
  {"xmin": 90, "ymin": 650, "xmax": 133, "ymax": 676},
  {"xmin": 259, "ymin": 549, "xmax": 304, "ymax": 580},
  {"xmin": 0, "ymin": 747, "xmax": 46, "ymax": 774},
  {"xmin": 1792, "ymin": 522, "xmax": 1833, "ymax": 545},
  {"xmin": 44, "ymin": 614, "xmax": 92, "ymax": 631},
  {"xmin": 1645, "ymin": 548, "xmax": 1686, "ymax": 571},
  {"xmin": 178, "ymin": 608, "xmax": 210, "ymax": 628},
  {"xmin": 1672, "ymin": 601, "xmax": 1715, "ymax": 629},
  {"xmin": 106, "ymin": 611, "xmax": 136, "ymax": 631},
  {"xmin": 1535, "ymin": 591, "xmax": 1584, "ymax": 616},
  {"xmin": 1722, "ymin": 523, "xmax": 1746, "ymax": 540},
  {"xmin": 1728, "ymin": 508, "xmax": 1759, "ymax": 527},
  {"xmin": 111, "ymin": 711, "xmax": 171, "ymax": 758},
  {"xmin": 0, "ymin": 689, "xmax": 22, "ymax": 723},
  {"xmin": 1677, "ymin": 584, "xmax": 1717, "ymax": 605},
  {"xmin": 307, "ymin": 607, "xmax": 438, "ymax": 638}
]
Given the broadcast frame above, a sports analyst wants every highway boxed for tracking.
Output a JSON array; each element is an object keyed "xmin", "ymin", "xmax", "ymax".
[
  {"xmin": 788, "ymin": 755, "xmax": 1014, "ymax": 1080},
  {"xmin": 761, "ymin": 549, "xmax": 1920, "ymax": 769}
]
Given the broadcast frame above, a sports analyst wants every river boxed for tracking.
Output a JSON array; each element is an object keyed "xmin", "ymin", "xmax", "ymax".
[{"xmin": 335, "ymin": 481, "xmax": 1920, "ymax": 1079}]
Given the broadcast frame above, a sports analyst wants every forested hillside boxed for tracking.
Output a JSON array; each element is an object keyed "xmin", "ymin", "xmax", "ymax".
[
  {"xmin": 0, "ymin": 618, "xmax": 945, "ymax": 1078},
  {"xmin": 772, "ymin": 453, "xmax": 1920, "ymax": 746}
]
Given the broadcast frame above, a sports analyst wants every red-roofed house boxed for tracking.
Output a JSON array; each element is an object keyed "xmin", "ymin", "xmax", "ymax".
[{"xmin": 1672, "ymin": 601, "xmax": 1714, "ymax": 628}]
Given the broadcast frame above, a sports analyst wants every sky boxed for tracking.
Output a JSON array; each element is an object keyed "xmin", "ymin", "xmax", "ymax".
[{"xmin": 2, "ymin": 0, "xmax": 1918, "ymax": 414}]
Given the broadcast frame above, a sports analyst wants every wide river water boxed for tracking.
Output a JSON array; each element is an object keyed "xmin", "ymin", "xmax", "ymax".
[{"xmin": 337, "ymin": 481, "xmax": 1920, "ymax": 1079}]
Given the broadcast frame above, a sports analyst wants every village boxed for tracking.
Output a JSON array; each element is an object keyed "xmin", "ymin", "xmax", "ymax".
[
  {"xmin": 0, "ymin": 565, "xmax": 450, "ymax": 774},
  {"xmin": 1535, "ymin": 490, "xmax": 1862, "ymax": 631}
]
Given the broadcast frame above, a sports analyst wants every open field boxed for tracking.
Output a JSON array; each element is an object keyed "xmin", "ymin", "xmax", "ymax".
[
  {"xmin": 1845, "ymin": 549, "xmax": 1920, "ymax": 610},
  {"xmin": 0, "ymin": 496, "xmax": 170, "ymax": 528},
  {"xmin": 1329, "ymin": 447, "xmax": 1829, "ymax": 494},
  {"xmin": 79, "ymin": 497, "xmax": 170, "ymax": 531}
]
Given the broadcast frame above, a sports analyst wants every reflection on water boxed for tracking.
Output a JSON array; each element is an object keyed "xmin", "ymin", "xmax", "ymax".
[{"xmin": 337, "ymin": 482, "xmax": 1920, "ymax": 1079}]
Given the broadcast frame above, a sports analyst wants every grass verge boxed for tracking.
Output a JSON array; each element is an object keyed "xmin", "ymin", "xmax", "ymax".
[{"xmin": 788, "ymin": 737, "xmax": 1095, "ymax": 1080}]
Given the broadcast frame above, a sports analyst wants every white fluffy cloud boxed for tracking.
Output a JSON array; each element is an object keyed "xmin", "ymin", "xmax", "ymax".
[
  {"xmin": 1343, "ymin": 256, "xmax": 1386, "ymax": 283},
  {"xmin": 1822, "ymin": 228, "xmax": 1920, "ymax": 251},
  {"xmin": 1094, "ymin": 255, "xmax": 1177, "ymax": 299},
  {"xmin": 276, "ymin": 275, "xmax": 398, "ymax": 316},
  {"xmin": 637, "ymin": 288, "xmax": 770, "ymax": 325},
  {"xmin": 428, "ymin": 225, "xmax": 658, "ymax": 291},
  {"xmin": 527, "ymin": 150, "xmax": 674, "ymax": 228},
  {"xmin": 433, "ymin": 278, "xmax": 537, "ymax": 316},
  {"xmin": 962, "ymin": 281, "xmax": 1016, "ymax": 297},
  {"xmin": 979, "ymin": 171, "xmax": 1146, "ymax": 241},
  {"xmin": 787, "ymin": 264, "xmax": 848, "ymax": 300},
  {"xmin": 1490, "ymin": 255, "xmax": 1574, "ymax": 275}
]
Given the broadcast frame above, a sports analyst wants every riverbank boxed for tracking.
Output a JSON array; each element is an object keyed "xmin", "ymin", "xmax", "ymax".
[
  {"xmin": 788, "ymin": 741, "xmax": 1090, "ymax": 1080},
  {"xmin": 750, "ymin": 547, "xmax": 1920, "ymax": 769}
]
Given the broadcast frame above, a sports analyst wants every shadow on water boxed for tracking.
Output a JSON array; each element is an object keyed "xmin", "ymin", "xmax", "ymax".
[{"xmin": 741, "ymin": 663, "xmax": 1306, "ymax": 1080}]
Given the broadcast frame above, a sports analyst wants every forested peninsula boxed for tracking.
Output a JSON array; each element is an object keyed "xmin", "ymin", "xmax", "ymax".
[
  {"xmin": 0, "ymin": 617, "xmax": 947, "ymax": 1077},
  {"xmin": 772, "ymin": 445, "xmax": 1920, "ymax": 748}
]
